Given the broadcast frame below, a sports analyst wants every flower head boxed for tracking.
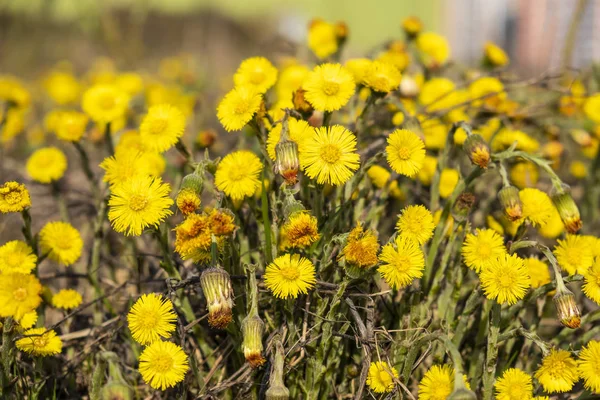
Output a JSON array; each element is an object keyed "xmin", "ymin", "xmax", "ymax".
[
  {"xmin": 553, "ymin": 234, "xmax": 593, "ymax": 275},
  {"xmin": 524, "ymin": 257, "xmax": 551, "ymax": 289},
  {"xmin": 138, "ymin": 340, "xmax": 189, "ymax": 390},
  {"xmin": 439, "ymin": 168, "xmax": 460, "ymax": 199},
  {"xmin": 18, "ymin": 310, "xmax": 38, "ymax": 330},
  {"xmin": 54, "ymin": 111, "xmax": 88, "ymax": 142},
  {"xmin": 283, "ymin": 212, "xmax": 320, "ymax": 249},
  {"xmin": 52, "ymin": 289, "xmax": 82, "ymax": 310},
  {"xmin": 176, "ymin": 188, "xmax": 201, "ymax": 216},
  {"xmin": 39, "ymin": 221, "xmax": 83, "ymax": 266},
  {"xmin": 578, "ymin": 340, "xmax": 600, "ymax": 393},
  {"xmin": 26, "ymin": 147, "xmax": 68, "ymax": 184},
  {"xmin": 82, "ymin": 84, "xmax": 129, "ymax": 123},
  {"xmin": 215, "ymin": 150, "xmax": 263, "ymax": 200},
  {"xmin": 534, "ymin": 349, "xmax": 579, "ymax": 393},
  {"xmin": 583, "ymin": 260, "xmax": 600, "ymax": 304},
  {"xmin": 0, "ymin": 240, "xmax": 37, "ymax": 274},
  {"xmin": 418, "ymin": 364, "xmax": 468, "ymax": 400},
  {"xmin": 217, "ymin": 86, "xmax": 262, "ymax": 132},
  {"xmin": 416, "ymin": 32, "xmax": 451, "ymax": 68},
  {"xmin": 366, "ymin": 361, "xmax": 398, "ymax": 393},
  {"xmin": 233, "ymin": 57, "xmax": 278, "ymax": 94},
  {"xmin": 378, "ymin": 236, "xmax": 425, "ymax": 289},
  {"xmin": 308, "ymin": 19, "xmax": 339, "ymax": 59},
  {"xmin": 108, "ymin": 176, "xmax": 174, "ymax": 236},
  {"xmin": 396, "ymin": 204, "xmax": 435, "ymax": 245},
  {"xmin": 264, "ymin": 254, "xmax": 316, "ymax": 299},
  {"xmin": 16, "ymin": 327, "xmax": 62, "ymax": 357},
  {"xmin": 266, "ymin": 118, "xmax": 313, "ymax": 162},
  {"xmin": 303, "ymin": 63, "xmax": 355, "ymax": 112},
  {"xmin": 484, "ymin": 41, "xmax": 509, "ymax": 66},
  {"xmin": 200, "ymin": 267, "xmax": 234, "ymax": 329},
  {"xmin": 0, "ymin": 273, "xmax": 42, "ymax": 319},
  {"xmin": 301, "ymin": 125, "xmax": 359, "ymax": 186},
  {"xmin": 276, "ymin": 63, "xmax": 309, "ymax": 100},
  {"xmin": 0, "ymin": 181, "xmax": 30, "ymax": 213},
  {"xmin": 342, "ymin": 223, "xmax": 380, "ymax": 269},
  {"xmin": 140, "ymin": 104, "xmax": 186, "ymax": 153},
  {"xmin": 363, "ymin": 61, "xmax": 402, "ymax": 93},
  {"xmin": 480, "ymin": 253, "xmax": 530, "ymax": 305},
  {"xmin": 518, "ymin": 188, "xmax": 554, "ymax": 227},
  {"xmin": 128, "ymin": 293, "xmax": 177, "ymax": 345},
  {"xmin": 494, "ymin": 368, "xmax": 533, "ymax": 400},
  {"xmin": 386, "ymin": 129, "xmax": 426, "ymax": 177},
  {"xmin": 461, "ymin": 229, "xmax": 507, "ymax": 273},
  {"xmin": 99, "ymin": 151, "xmax": 157, "ymax": 187}
]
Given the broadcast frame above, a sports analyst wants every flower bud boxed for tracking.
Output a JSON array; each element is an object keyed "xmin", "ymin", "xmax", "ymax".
[
  {"xmin": 200, "ymin": 267, "xmax": 234, "ymax": 329},
  {"xmin": 176, "ymin": 188, "xmax": 201, "ymax": 216},
  {"xmin": 241, "ymin": 315, "xmax": 266, "ymax": 368},
  {"xmin": 448, "ymin": 388, "xmax": 477, "ymax": 400},
  {"xmin": 462, "ymin": 134, "xmax": 490, "ymax": 169},
  {"xmin": 101, "ymin": 381, "xmax": 133, "ymax": 400},
  {"xmin": 334, "ymin": 21, "xmax": 349, "ymax": 41},
  {"xmin": 551, "ymin": 185, "xmax": 582, "ymax": 233},
  {"xmin": 265, "ymin": 335, "xmax": 289, "ymax": 400},
  {"xmin": 195, "ymin": 129, "xmax": 217, "ymax": 149},
  {"xmin": 292, "ymin": 89, "xmax": 313, "ymax": 116},
  {"xmin": 498, "ymin": 186, "xmax": 522, "ymax": 221},
  {"xmin": 452, "ymin": 192, "xmax": 475, "ymax": 222},
  {"xmin": 402, "ymin": 16, "xmax": 423, "ymax": 38},
  {"xmin": 553, "ymin": 289, "xmax": 581, "ymax": 329},
  {"xmin": 275, "ymin": 141, "xmax": 300, "ymax": 185},
  {"xmin": 180, "ymin": 172, "xmax": 204, "ymax": 195}
]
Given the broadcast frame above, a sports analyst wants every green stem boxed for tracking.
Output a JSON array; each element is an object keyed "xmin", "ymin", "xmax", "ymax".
[
  {"xmin": 260, "ymin": 174, "xmax": 273, "ymax": 264},
  {"xmin": 482, "ymin": 302, "xmax": 501, "ymax": 400}
]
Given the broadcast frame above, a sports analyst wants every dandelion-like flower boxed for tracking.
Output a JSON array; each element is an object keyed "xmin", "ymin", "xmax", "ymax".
[
  {"xmin": 461, "ymin": 229, "xmax": 507, "ymax": 273},
  {"xmin": 108, "ymin": 176, "xmax": 174, "ymax": 236},
  {"xmin": 308, "ymin": 19, "xmax": 338, "ymax": 59},
  {"xmin": 578, "ymin": 340, "xmax": 600, "ymax": 393},
  {"xmin": 386, "ymin": 129, "xmax": 426, "ymax": 177},
  {"xmin": 283, "ymin": 212, "xmax": 320, "ymax": 249},
  {"xmin": 18, "ymin": 310, "xmax": 38, "ymax": 330},
  {"xmin": 82, "ymin": 84, "xmax": 130, "ymax": 123},
  {"xmin": 494, "ymin": 368, "xmax": 533, "ymax": 400},
  {"xmin": 233, "ymin": 57, "xmax": 278, "ymax": 94},
  {"xmin": 52, "ymin": 289, "xmax": 83, "ymax": 310},
  {"xmin": 396, "ymin": 204, "xmax": 435, "ymax": 245},
  {"xmin": 0, "ymin": 273, "xmax": 42, "ymax": 319},
  {"xmin": 139, "ymin": 104, "xmax": 186, "ymax": 153},
  {"xmin": 439, "ymin": 168, "xmax": 460, "ymax": 199},
  {"xmin": 0, "ymin": 181, "xmax": 31, "ymax": 213},
  {"xmin": 418, "ymin": 364, "xmax": 469, "ymax": 400},
  {"xmin": 176, "ymin": 188, "xmax": 201, "ymax": 216},
  {"xmin": 301, "ymin": 125, "xmax": 359, "ymax": 186},
  {"xmin": 174, "ymin": 213, "xmax": 212, "ymax": 261},
  {"xmin": 342, "ymin": 223, "xmax": 380, "ymax": 269},
  {"xmin": 26, "ymin": 147, "xmax": 68, "ymax": 184},
  {"xmin": 480, "ymin": 253, "xmax": 530, "ymax": 305},
  {"xmin": 99, "ymin": 151, "xmax": 156, "ymax": 187},
  {"xmin": 416, "ymin": 32, "xmax": 451, "ymax": 68},
  {"xmin": 524, "ymin": 257, "xmax": 551, "ymax": 289},
  {"xmin": 55, "ymin": 111, "xmax": 88, "ymax": 142},
  {"xmin": 366, "ymin": 361, "xmax": 398, "ymax": 393},
  {"xmin": 16, "ymin": 327, "xmax": 63, "ymax": 357},
  {"xmin": 367, "ymin": 165, "xmax": 391, "ymax": 189},
  {"xmin": 583, "ymin": 261, "xmax": 600, "ymax": 305},
  {"xmin": 363, "ymin": 61, "xmax": 402, "ymax": 93},
  {"xmin": 0, "ymin": 240, "xmax": 37, "ymax": 274},
  {"xmin": 127, "ymin": 293, "xmax": 177, "ymax": 345},
  {"xmin": 217, "ymin": 86, "xmax": 262, "ymax": 132},
  {"xmin": 302, "ymin": 63, "xmax": 355, "ymax": 112},
  {"xmin": 138, "ymin": 340, "xmax": 189, "ymax": 390},
  {"xmin": 553, "ymin": 234, "xmax": 593, "ymax": 275},
  {"xmin": 534, "ymin": 349, "xmax": 579, "ymax": 393},
  {"xmin": 518, "ymin": 188, "xmax": 554, "ymax": 227},
  {"xmin": 378, "ymin": 236, "xmax": 425, "ymax": 290},
  {"xmin": 264, "ymin": 254, "xmax": 316, "ymax": 299},
  {"xmin": 215, "ymin": 150, "xmax": 263, "ymax": 200},
  {"xmin": 39, "ymin": 221, "xmax": 83, "ymax": 266}
]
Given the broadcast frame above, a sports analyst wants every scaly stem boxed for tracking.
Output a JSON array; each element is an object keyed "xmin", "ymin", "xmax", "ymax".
[
  {"xmin": 260, "ymin": 174, "xmax": 273, "ymax": 264},
  {"xmin": 483, "ymin": 302, "xmax": 501, "ymax": 400}
]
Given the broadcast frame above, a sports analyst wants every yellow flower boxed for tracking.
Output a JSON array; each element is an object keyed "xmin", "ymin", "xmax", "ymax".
[
  {"xmin": 396, "ymin": 204, "xmax": 435, "ymax": 245},
  {"xmin": 492, "ymin": 129, "xmax": 540, "ymax": 153},
  {"xmin": 418, "ymin": 364, "xmax": 468, "ymax": 400},
  {"xmin": 16, "ymin": 327, "xmax": 62, "ymax": 357},
  {"xmin": 584, "ymin": 94, "xmax": 600, "ymax": 123},
  {"xmin": 519, "ymin": 188, "xmax": 554, "ymax": 227},
  {"xmin": 421, "ymin": 119, "xmax": 449, "ymax": 150},
  {"xmin": 301, "ymin": 125, "xmax": 359, "ymax": 186},
  {"xmin": 114, "ymin": 72, "xmax": 144, "ymax": 96},
  {"xmin": 99, "ymin": 151, "xmax": 158, "ymax": 187},
  {"xmin": 54, "ymin": 111, "xmax": 89, "ymax": 142},
  {"xmin": 510, "ymin": 162, "xmax": 539, "ymax": 189},
  {"xmin": 0, "ymin": 241, "xmax": 37, "ymax": 274},
  {"xmin": 570, "ymin": 160, "xmax": 588, "ymax": 179},
  {"xmin": 39, "ymin": 221, "xmax": 83, "ymax": 266},
  {"xmin": 215, "ymin": 150, "xmax": 263, "ymax": 200},
  {"xmin": 18, "ymin": 310, "xmax": 38, "ymax": 329},
  {"xmin": 82, "ymin": 84, "xmax": 130, "ymax": 123},
  {"xmin": 0, "ymin": 273, "xmax": 42, "ymax": 319},
  {"xmin": 484, "ymin": 41, "xmax": 509, "ymax": 66},
  {"xmin": 26, "ymin": 147, "xmax": 68, "ymax": 184},
  {"xmin": 363, "ymin": 61, "xmax": 402, "ymax": 93},
  {"xmin": 176, "ymin": 188, "xmax": 201, "ymax": 216},
  {"xmin": 578, "ymin": 340, "xmax": 600, "ymax": 393},
  {"xmin": 139, "ymin": 340, "xmax": 189, "ymax": 390},
  {"xmin": 43, "ymin": 71, "xmax": 81, "ymax": 105},
  {"xmin": 1, "ymin": 108, "xmax": 26, "ymax": 144},
  {"xmin": 139, "ymin": 104, "xmax": 186, "ymax": 153},
  {"xmin": 583, "ymin": 260, "xmax": 600, "ymax": 304},
  {"xmin": 276, "ymin": 63, "xmax": 309, "ymax": 101},
  {"xmin": 469, "ymin": 77, "xmax": 506, "ymax": 108},
  {"xmin": 553, "ymin": 234, "xmax": 593, "ymax": 275},
  {"xmin": 419, "ymin": 78, "xmax": 456, "ymax": 112},
  {"xmin": 461, "ymin": 228, "xmax": 507, "ymax": 273},
  {"xmin": 128, "ymin": 293, "xmax": 177, "ymax": 345},
  {"xmin": 439, "ymin": 168, "xmax": 459, "ymax": 198},
  {"xmin": 108, "ymin": 176, "xmax": 174, "ymax": 236},
  {"xmin": 283, "ymin": 212, "xmax": 320, "ymax": 249},
  {"xmin": 308, "ymin": 19, "xmax": 338, "ymax": 59},
  {"xmin": 402, "ymin": 16, "xmax": 423, "ymax": 36},
  {"xmin": 52, "ymin": 289, "xmax": 82, "ymax": 310},
  {"xmin": 233, "ymin": 57, "xmax": 278, "ymax": 94},
  {"xmin": 378, "ymin": 236, "xmax": 425, "ymax": 289},
  {"xmin": 417, "ymin": 155, "xmax": 438, "ymax": 186},
  {"xmin": 416, "ymin": 32, "xmax": 451, "ymax": 68},
  {"xmin": 174, "ymin": 213, "xmax": 212, "ymax": 261},
  {"xmin": 264, "ymin": 254, "xmax": 316, "ymax": 299},
  {"xmin": 386, "ymin": 129, "xmax": 426, "ymax": 177},
  {"xmin": 303, "ymin": 63, "xmax": 355, "ymax": 112},
  {"xmin": 494, "ymin": 368, "xmax": 533, "ymax": 400},
  {"xmin": 344, "ymin": 58, "xmax": 372, "ymax": 84},
  {"xmin": 367, "ymin": 165, "xmax": 391, "ymax": 189},
  {"xmin": 217, "ymin": 86, "xmax": 262, "ymax": 132},
  {"xmin": 538, "ymin": 206, "xmax": 564, "ymax": 239},
  {"xmin": 342, "ymin": 223, "xmax": 380, "ymax": 269},
  {"xmin": 480, "ymin": 253, "xmax": 530, "ymax": 305},
  {"xmin": 524, "ymin": 258, "xmax": 551, "ymax": 289},
  {"xmin": 0, "ymin": 181, "xmax": 30, "ymax": 213},
  {"xmin": 534, "ymin": 349, "xmax": 579, "ymax": 393},
  {"xmin": 487, "ymin": 215, "xmax": 504, "ymax": 235},
  {"xmin": 366, "ymin": 361, "xmax": 397, "ymax": 393},
  {"xmin": 266, "ymin": 118, "xmax": 313, "ymax": 161}
]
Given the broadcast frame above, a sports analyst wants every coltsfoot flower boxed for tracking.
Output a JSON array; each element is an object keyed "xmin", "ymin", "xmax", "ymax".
[
  {"xmin": 386, "ymin": 129, "xmax": 426, "ymax": 177},
  {"xmin": 39, "ymin": 221, "xmax": 83, "ymax": 266},
  {"xmin": 139, "ymin": 104, "xmax": 186, "ymax": 153},
  {"xmin": 264, "ymin": 254, "xmax": 316, "ymax": 299},
  {"xmin": 366, "ymin": 361, "xmax": 398, "ymax": 393},
  {"xmin": 51, "ymin": 289, "xmax": 83, "ymax": 310},
  {"xmin": 138, "ymin": 340, "xmax": 189, "ymax": 390},
  {"xmin": 461, "ymin": 228, "xmax": 507, "ymax": 273},
  {"xmin": 215, "ymin": 150, "xmax": 263, "ymax": 200},
  {"xmin": 578, "ymin": 340, "xmax": 600, "ymax": 393},
  {"xmin": 342, "ymin": 222, "xmax": 379, "ymax": 269},
  {"xmin": 378, "ymin": 236, "xmax": 425, "ymax": 289},
  {"xmin": 26, "ymin": 147, "xmax": 68, "ymax": 184},
  {"xmin": 534, "ymin": 349, "xmax": 579, "ymax": 393},
  {"xmin": 0, "ymin": 273, "xmax": 42, "ymax": 319},
  {"xmin": 217, "ymin": 86, "xmax": 262, "ymax": 131},
  {"xmin": 302, "ymin": 63, "xmax": 355, "ymax": 112},
  {"xmin": 553, "ymin": 234, "xmax": 593, "ymax": 275},
  {"xmin": 16, "ymin": 327, "xmax": 63, "ymax": 357},
  {"xmin": 233, "ymin": 57, "xmax": 278, "ymax": 94},
  {"xmin": 396, "ymin": 204, "xmax": 435, "ymax": 245},
  {"xmin": 418, "ymin": 364, "xmax": 470, "ymax": 400},
  {"xmin": 479, "ymin": 253, "xmax": 530, "ymax": 305},
  {"xmin": 0, "ymin": 240, "xmax": 37, "ymax": 274},
  {"xmin": 127, "ymin": 293, "xmax": 177, "ymax": 345},
  {"xmin": 0, "ymin": 181, "xmax": 30, "ymax": 213},
  {"xmin": 282, "ymin": 212, "xmax": 320, "ymax": 249},
  {"xmin": 494, "ymin": 368, "xmax": 533, "ymax": 400}
]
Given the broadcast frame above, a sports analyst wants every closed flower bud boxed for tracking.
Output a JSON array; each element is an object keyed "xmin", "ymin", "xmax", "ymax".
[
  {"xmin": 180, "ymin": 172, "xmax": 204, "ymax": 195},
  {"xmin": 241, "ymin": 315, "xmax": 266, "ymax": 368},
  {"xmin": 498, "ymin": 186, "xmax": 522, "ymax": 221},
  {"xmin": 266, "ymin": 335, "xmax": 289, "ymax": 400},
  {"xmin": 195, "ymin": 129, "xmax": 217, "ymax": 149},
  {"xmin": 292, "ymin": 89, "xmax": 313, "ymax": 115},
  {"xmin": 334, "ymin": 21, "xmax": 349, "ymax": 41},
  {"xmin": 101, "ymin": 381, "xmax": 133, "ymax": 400},
  {"xmin": 553, "ymin": 289, "xmax": 581, "ymax": 329},
  {"xmin": 275, "ymin": 141, "xmax": 300, "ymax": 185},
  {"xmin": 402, "ymin": 16, "xmax": 423, "ymax": 38},
  {"xmin": 200, "ymin": 267, "xmax": 234, "ymax": 329},
  {"xmin": 452, "ymin": 192, "xmax": 475, "ymax": 222},
  {"xmin": 551, "ymin": 185, "xmax": 582, "ymax": 233},
  {"xmin": 463, "ymin": 134, "xmax": 490, "ymax": 169}
]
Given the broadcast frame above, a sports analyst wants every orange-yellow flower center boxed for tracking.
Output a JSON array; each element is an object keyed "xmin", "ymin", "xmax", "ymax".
[
  {"xmin": 152, "ymin": 354, "xmax": 174, "ymax": 373},
  {"xmin": 280, "ymin": 265, "xmax": 300, "ymax": 281},
  {"xmin": 320, "ymin": 144, "xmax": 341, "ymax": 164},
  {"xmin": 5, "ymin": 190, "xmax": 22, "ymax": 204},
  {"xmin": 394, "ymin": 255, "xmax": 410, "ymax": 272},
  {"xmin": 139, "ymin": 312, "xmax": 159, "ymax": 329},
  {"xmin": 322, "ymin": 81, "xmax": 340, "ymax": 96},
  {"xmin": 129, "ymin": 194, "xmax": 148, "ymax": 211},
  {"xmin": 150, "ymin": 118, "xmax": 168, "ymax": 135},
  {"xmin": 13, "ymin": 288, "xmax": 27, "ymax": 302},
  {"xmin": 234, "ymin": 99, "xmax": 250, "ymax": 115},
  {"xmin": 397, "ymin": 146, "xmax": 411, "ymax": 160},
  {"xmin": 7, "ymin": 253, "xmax": 22, "ymax": 266}
]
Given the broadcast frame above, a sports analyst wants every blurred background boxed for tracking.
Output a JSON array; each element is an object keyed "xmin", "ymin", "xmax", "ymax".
[{"xmin": 1, "ymin": 0, "xmax": 598, "ymax": 79}]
